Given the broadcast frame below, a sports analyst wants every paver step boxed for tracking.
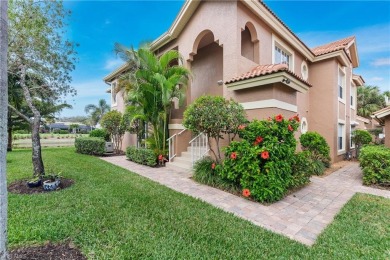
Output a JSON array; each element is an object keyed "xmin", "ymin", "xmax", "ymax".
[{"xmin": 166, "ymin": 161, "xmax": 192, "ymax": 171}]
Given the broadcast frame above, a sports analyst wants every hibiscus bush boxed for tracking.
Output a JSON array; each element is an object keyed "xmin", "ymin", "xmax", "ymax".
[{"xmin": 219, "ymin": 114, "xmax": 301, "ymax": 203}]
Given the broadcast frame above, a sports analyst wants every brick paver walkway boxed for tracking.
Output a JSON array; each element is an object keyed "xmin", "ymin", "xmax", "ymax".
[{"xmin": 100, "ymin": 156, "xmax": 390, "ymax": 246}]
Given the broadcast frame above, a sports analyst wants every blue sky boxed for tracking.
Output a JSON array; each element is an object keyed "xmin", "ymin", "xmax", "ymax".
[{"xmin": 61, "ymin": 0, "xmax": 390, "ymax": 117}]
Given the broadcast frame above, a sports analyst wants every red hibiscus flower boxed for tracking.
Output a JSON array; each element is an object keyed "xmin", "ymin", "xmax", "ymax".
[
  {"xmin": 238, "ymin": 125, "xmax": 246, "ymax": 130},
  {"xmin": 275, "ymin": 114, "xmax": 283, "ymax": 122},
  {"xmin": 211, "ymin": 163, "xmax": 216, "ymax": 170},
  {"xmin": 289, "ymin": 115, "xmax": 300, "ymax": 122},
  {"xmin": 256, "ymin": 136, "xmax": 263, "ymax": 143},
  {"xmin": 230, "ymin": 152, "xmax": 237, "ymax": 160},
  {"xmin": 242, "ymin": 189, "xmax": 251, "ymax": 197},
  {"xmin": 261, "ymin": 151, "xmax": 269, "ymax": 160},
  {"xmin": 288, "ymin": 125, "xmax": 294, "ymax": 131},
  {"xmin": 158, "ymin": 154, "xmax": 163, "ymax": 160}
]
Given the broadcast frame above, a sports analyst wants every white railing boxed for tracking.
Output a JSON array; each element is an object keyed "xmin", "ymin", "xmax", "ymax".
[
  {"xmin": 189, "ymin": 133, "xmax": 209, "ymax": 166},
  {"xmin": 167, "ymin": 129, "xmax": 186, "ymax": 162}
]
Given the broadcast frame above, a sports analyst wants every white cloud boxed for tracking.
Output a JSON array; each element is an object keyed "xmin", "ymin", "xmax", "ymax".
[
  {"xmin": 371, "ymin": 77, "xmax": 384, "ymax": 81},
  {"xmin": 104, "ymin": 57, "xmax": 124, "ymax": 70},
  {"xmin": 371, "ymin": 58, "xmax": 390, "ymax": 67}
]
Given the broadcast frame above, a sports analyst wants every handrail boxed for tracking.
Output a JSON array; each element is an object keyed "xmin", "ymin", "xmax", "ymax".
[
  {"xmin": 167, "ymin": 129, "xmax": 187, "ymax": 162},
  {"xmin": 189, "ymin": 132, "xmax": 210, "ymax": 166}
]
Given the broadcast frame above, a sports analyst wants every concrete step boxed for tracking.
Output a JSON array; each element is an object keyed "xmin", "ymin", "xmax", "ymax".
[
  {"xmin": 174, "ymin": 156, "xmax": 192, "ymax": 164},
  {"xmin": 166, "ymin": 161, "xmax": 192, "ymax": 171}
]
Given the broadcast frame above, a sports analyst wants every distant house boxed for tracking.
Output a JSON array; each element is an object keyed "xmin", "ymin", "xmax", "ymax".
[
  {"xmin": 104, "ymin": 0, "xmax": 365, "ymax": 168},
  {"xmin": 372, "ymin": 102, "xmax": 390, "ymax": 147},
  {"xmin": 48, "ymin": 122, "xmax": 91, "ymax": 133}
]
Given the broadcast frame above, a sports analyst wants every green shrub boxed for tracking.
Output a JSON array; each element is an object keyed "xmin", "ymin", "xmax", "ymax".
[
  {"xmin": 193, "ymin": 157, "xmax": 241, "ymax": 193},
  {"xmin": 89, "ymin": 129, "xmax": 110, "ymax": 141},
  {"xmin": 291, "ymin": 151, "xmax": 313, "ymax": 187},
  {"xmin": 219, "ymin": 114, "xmax": 300, "ymax": 203},
  {"xmin": 75, "ymin": 137, "xmax": 105, "ymax": 156},
  {"xmin": 300, "ymin": 132, "xmax": 331, "ymax": 167},
  {"xmin": 126, "ymin": 146, "xmax": 157, "ymax": 167},
  {"xmin": 359, "ymin": 145, "xmax": 390, "ymax": 186}
]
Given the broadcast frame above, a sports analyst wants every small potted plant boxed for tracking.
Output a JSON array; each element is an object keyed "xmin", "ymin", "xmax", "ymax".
[
  {"xmin": 43, "ymin": 172, "xmax": 61, "ymax": 191},
  {"xmin": 27, "ymin": 177, "xmax": 42, "ymax": 188}
]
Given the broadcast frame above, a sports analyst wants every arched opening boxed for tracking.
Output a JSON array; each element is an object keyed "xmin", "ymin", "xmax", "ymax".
[
  {"xmin": 190, "ymin": 30, "xmax": 223, "ymax": 101},
  {"xmin": 241, "ymin": 22, "xmax": 259, "ymax": 63}
]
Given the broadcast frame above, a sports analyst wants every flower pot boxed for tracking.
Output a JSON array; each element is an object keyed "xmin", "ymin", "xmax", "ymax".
[
  {"xmin": 27, "ymin": 179, "xmax": 42, "ymax": 188},
  {"xmin": 43, "ymin": 179, "xmax": 60, "ymax": 191}
]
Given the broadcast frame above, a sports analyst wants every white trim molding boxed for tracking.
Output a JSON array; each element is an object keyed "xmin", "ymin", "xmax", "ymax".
[
  {"xmin": 240, "ymin": 99, "xmax": 297, "ymax": 113},
  {"xmin": 168, "ymin": 124, "xmax": 185, "ymax": 130}
]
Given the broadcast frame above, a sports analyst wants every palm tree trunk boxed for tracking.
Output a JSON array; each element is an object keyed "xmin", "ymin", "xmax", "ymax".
[{"xmin": 0, "ymin": 0, "xmax": 9, "ymax": 258}]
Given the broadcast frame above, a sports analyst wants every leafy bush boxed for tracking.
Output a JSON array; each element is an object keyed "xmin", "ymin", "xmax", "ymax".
[
  {"xmin": 300, "ymin": 132, "xmax": 331, "ymax": 167},
  {"xmin": 291, "ymin": 151, "xmax": 312, "ymax": 187},
  {"xmin": 219, "ymin": 114, "xmax": 301, "ymax": 203},
  {"xmin": 89, "ymin": 129, "xmax": 110, "ymax": 141},
  {"xmin": 75, "ymin": 137, "xmax": 105, "ymax": 156},
  {"xmin": 359, "ymin": 145, "xmax": 390, "ymax": 186},
  {"xmin": 183, "ymin": 95, "xmax": 247, "ymax": 161},
  {"xmin": 126, "ymin": 146, "xmax": 157, "ymax": 167},
  {"xmin": 353, "ymin": 130, "xmax": 373, "ymax": 158},
  {"xmin": 193, "ymin": 157, "xmax": 241, "ymax": 193}
]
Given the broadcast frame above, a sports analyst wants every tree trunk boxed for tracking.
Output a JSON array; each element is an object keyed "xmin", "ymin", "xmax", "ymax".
[
  {"xmin": 19, "ymin": 65, "xmax": 45, "ymax": 177},
  {"xmin": 31, "ymin": 116, "xmax": 44, "ymax": 177},
  {"xmin": 0, "ymin": 0, "xmax": 9, "ymax": 258}
]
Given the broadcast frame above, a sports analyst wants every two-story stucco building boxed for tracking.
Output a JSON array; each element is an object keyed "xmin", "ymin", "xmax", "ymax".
[{"xmin": 104, "ymin": 0, "xmax": 365, "ymax": 169}]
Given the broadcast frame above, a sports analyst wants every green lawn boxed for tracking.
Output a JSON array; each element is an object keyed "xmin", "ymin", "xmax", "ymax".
[{"xmin": 7, "ymin": 148, "xmax": 390, "ymax": 259}]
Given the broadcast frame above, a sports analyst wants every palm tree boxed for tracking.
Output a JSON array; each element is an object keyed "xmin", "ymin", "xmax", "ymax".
[
  {"xmin": 115, "ymin": 46, "xmax": 190, "ymax": 153},
  {"xmin": 357, "ymin": 85, "xmax": 386, "ymax": 118},
  {"xmin": 84, "ymin": 99, "xmax": 110, "ymax": 126}
]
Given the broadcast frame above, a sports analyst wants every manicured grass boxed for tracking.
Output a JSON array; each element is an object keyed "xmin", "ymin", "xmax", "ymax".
[{"xmin": 7, "ymin": 148, "xmax": 390, "ymax": 259}]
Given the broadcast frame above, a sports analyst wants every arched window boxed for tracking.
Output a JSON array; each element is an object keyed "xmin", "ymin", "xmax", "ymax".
[{"xmin": 241, "ymin": 23, "xmax": 259, "ymax": 63}]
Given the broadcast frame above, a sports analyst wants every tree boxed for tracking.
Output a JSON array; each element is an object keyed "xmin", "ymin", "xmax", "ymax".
[
  {"xmin": 115, "ymin": 46, "xmax": 190, "ymax": 154},
  {"xmin": 0, "ymin": 0, "xmax": 8, "ymax": 258},
  {"xmin": 101, "ymin": 111, "xmax": 126, "ymax": 154},
  {"xmin": 183, "ymin": 96, "xmax": 247, "ymax": 162},
  {"xmin": 84, "ymin": 99, "xmax": 110, "ymax": 126},
  {"xmin": 8, "ymin": 0, "xmax": 77, "ymax": 177},
  {"xmin": 357, "ymin": 85, "xmax": 386, "ymax": 118}
]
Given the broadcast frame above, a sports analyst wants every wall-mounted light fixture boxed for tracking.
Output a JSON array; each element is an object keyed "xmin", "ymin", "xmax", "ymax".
[
  {"xmin": 217, "ymin": 80, "xmax": 223, "ymax": 86},
  {"xmin": 282, "ymin": 78, "xmax": 290, "ymax": 84}
]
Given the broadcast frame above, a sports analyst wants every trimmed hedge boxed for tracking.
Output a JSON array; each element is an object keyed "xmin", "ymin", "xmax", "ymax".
[
  {"xmin": 75, "ymin": 137, "xmax": 105, "ymax": 156},
  {"xmin": 126, "ymin": 146, "xmax": 157, "ymax": 167},
  {"xmin": 359, "ymin": 145, "xmax": 390, "ymax": 186},
  {"xmin": 89, "ymin": 129, "xmax": 110, "ymax": 141}
]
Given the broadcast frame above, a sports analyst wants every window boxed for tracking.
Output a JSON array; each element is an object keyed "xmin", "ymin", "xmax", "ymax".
[
  {"xmin": 338, "ymin": 69, "xmax": 345, "ymax": 100},
  {"xmin": 301, "ymin": 61, "xmax": 309, "ymax": 81},
  {"xmin": 350, "ymin": 125, "xmax": 356, "ymax": 148},
  {"xmin": 274, "ymin": 45, "xmax": 291, "ymax": 68},
  {"xmin": 111, "ymin": 82, "xmax": 117, "ymax": 105},
  {"xmin": 301, "ymin": 117, "xmax": 308, "ymax": 134},
  {"xmin": 350, "ymin": 83, "xmax": 356, "ymax": 109},
  {"xmin": 338, "ymin": 123, "xmax": 345, "ymax": 151}
]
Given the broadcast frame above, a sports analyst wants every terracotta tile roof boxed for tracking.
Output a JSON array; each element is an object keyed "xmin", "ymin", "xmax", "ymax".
[
  {"xmin": 311, "ymin": 36, "xmax": 355, "ymax": 56},
  {"xmin": 372, "ymin": 106, "xmax": 390, "ymax": 118},
  {"xmin": 225, "ymin": 64, "xmax": 312, "ymax": 87}
]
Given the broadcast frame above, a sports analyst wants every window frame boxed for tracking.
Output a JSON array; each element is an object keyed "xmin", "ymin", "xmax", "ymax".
[
  {"xmin": 337, "ymin": 121, "xmax": 346, "ymax": 153},
  {"xmin": 272, "ymin": 34, "xmax": 295, "ymax": 71},
  {"xmin": 338, "ymin": 68, "xmax": 346, "ymax": 103}
]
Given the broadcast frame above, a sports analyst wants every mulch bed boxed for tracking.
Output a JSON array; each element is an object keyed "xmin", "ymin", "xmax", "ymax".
[
  {"xmin": 9, "ymin": 241, "xmax": 86, "ymax": 260},
  {"xmin": 368, "ymin": 183, "xmax": 390, "ymax": 191},
  {"xmin": 8, "ymin": 178, "xmax": 74, "ymax": 195}
]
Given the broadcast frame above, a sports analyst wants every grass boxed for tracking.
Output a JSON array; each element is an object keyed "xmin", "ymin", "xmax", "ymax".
[{"xmin": 7, "ymin": 148, "xmax": 390, "ymax": 259}]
